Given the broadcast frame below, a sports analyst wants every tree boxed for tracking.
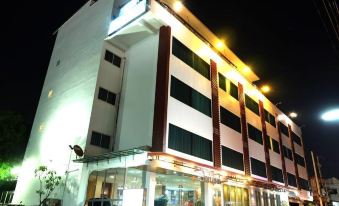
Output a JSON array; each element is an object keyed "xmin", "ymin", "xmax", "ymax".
[{"xmin": 34, "ymin": 166, "xmax": 62, "ymax": 206}]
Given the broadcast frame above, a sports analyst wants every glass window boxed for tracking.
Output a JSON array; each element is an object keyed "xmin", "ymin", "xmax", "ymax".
[
  {"xmin": 270, "ymin": 194, "xmax": 276, "ymax": 206},
  {"xmin": 223, "ymin": 185, "xmax": 249, "ymax": 206},
  {"xmin": 113, "ymin": 55, "xmax": 122, "ymax": 67},
  {"xmin": 271, "ymin": 166, "xmax": 284, "ymax": 183},
  {"xmin": 292, "ymin": 132, "xmax": 302, "ymax": 146},
  {"xmin": 220, "ymin": 106, "xmax": 241, "ymax": 133},
  {"xmin": 263, "ymin": 192, "xmax": 268, "ymax": 206},
  {"xmin": 255, "ymin": 190, "xmax": 262, "ymax": 206},
  {"xmin": 98, "ymin": 87, "xmax": 116, "ymax": 106},
  {"xmin": 265, "ymin": 135, "xmax": 272, "ymax": 149},
  {"xmin": 172, "ymin": 38, "xmax": 210, "ymax": 80},
  {"xmin": 90, "ymin": 131, "xmax": 111, "ymax": 149},
  {"xmin": 107, "ymin": 92, "xmax": 116, "ymax": 105},
  {"xmin": 229, "ymin": 81, "xmax": 239, "ymax": 100},
  {"xmin": 287, "ymin": 173, "xmax": 297, "ymax": 187},
  {"xmin": 98, "ymin": 87, "xmax": 108, "ymax": 101},
  {"xmin": 170, "ymin": 76, "xmax": 211, "ymax": 117},
  {"xmin": 155, "ymin": 172, "xmax": 204, "ymax": 206},
  {"xmin": 295, "ymin": 153, "xmax": 305, "ymax": 167},
  {"xmin": 245, "ymin": 95, "xmax": 259, "ymax": 115},
  {"xmin": 247, "ymin": 124, "xmax": 263, "ymax": 145},
  {"xmin": 283, "ymin": 146, "xmax": 293, "ymax": 161},
  {"xmin": 264, "ymin": 109, "xmax": 276, "ymax": 127},
  {"xmin": 279, "ymin": 122, "xmax": 289, "ymax": 137},
  {"xmin": 272, "ymin": 139, "xmax": 280, "ymax": 154},
  {"xmin": 218, "ymin": 73, "xmax": 226, "ymax": 91},
  {"xmin": 104, "ymin": 50, "xmax": 114, "ymax": 63},
  {"xmin": 251, "ymin": 158, "xmax": 267, "ymax": 178},
  {"xmin": 222, "ymin": 146, "xmax": 244, "ymax": 171},
  {"xmin": 298, "ymin": 177, "xmax": 309, "ymax": 190},
  {"xmin": 168, "ymin": 124, "xmax": 212, "ymax": 161},
  {"xmin": 90, "ymin": 131, "xmax": 101, "ymax": 147},
  {"xmin": 104, "ymin": 50, "xmax": 122, "ymax": 68}
]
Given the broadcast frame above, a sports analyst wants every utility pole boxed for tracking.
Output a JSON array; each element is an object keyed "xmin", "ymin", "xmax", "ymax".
[{"xmin": 311, "ymin": 151, "xmax": 324, "ymax": 206}]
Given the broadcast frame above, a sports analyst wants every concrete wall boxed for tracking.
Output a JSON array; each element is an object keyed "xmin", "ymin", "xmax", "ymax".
[{"xmin": 12, "ymin": 0, "xmax": 115, "ymax": 205}]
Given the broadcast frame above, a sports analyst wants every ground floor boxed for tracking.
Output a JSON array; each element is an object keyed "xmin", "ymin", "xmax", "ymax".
[{"xmin": 71, "ymin": 150, "xmax": 312, "ymax": 206}]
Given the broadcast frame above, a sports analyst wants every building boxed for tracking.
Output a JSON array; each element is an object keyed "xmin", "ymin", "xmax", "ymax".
[
  {"xmin": 12, "ymin": 0, "xmax": 313, "ymax": 205},
  {"xmin": 325, "ymin": 178, "xmax": 339, "ymax": 206}
]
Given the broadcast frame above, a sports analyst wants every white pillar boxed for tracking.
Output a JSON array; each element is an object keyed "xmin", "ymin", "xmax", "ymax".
[
  {"xmin": 203, "ymin": 182, "xmax": 214, "ymax": 206},
  {"xmin": 144, "ymin": 171, "xmax": 156, "ymax": 206}
]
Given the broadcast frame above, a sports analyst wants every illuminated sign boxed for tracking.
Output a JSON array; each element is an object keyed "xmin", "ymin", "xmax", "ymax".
[{"xmin": 108, "ymin": 0, "xmax": 148, "ymax": 35}]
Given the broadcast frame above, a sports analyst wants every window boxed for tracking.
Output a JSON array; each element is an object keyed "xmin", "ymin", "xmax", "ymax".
[
  {"xmin": 218, "ymin": 73, "xmax": 226, "ymax": 91},
  {"xmin": 172, "ymin": 38, "xmax": 210, "ymax": 80},
  {"xmin": 271, "ymin": 166, "xmax": 284, "ymax": 183},
  {"xmin": 245, "ymin": 95, "xmax": 259, "ymax": 115},
  {"xmin": 272, "ymin": 138, "xmax": 280, "ymax": 154},
  {"xmin": 283, "ymin": 146, "xmax": 293, "ymax": 161},
  {"xmin": 255, "ymin": 190, "xmax": 262, "ymax": 206},
  {"xmin": 265, "ymin": 135, "xmax": 272, "ymax": 149},
  {"xmin": 220, "ymin": 106, "xmax": 241, "ymax": 133},
  {"xmin": 230, "ymin": 81, "xmax": 239, "ymax": 100},
  {"xmin": 247, "ymin": 124, "xmax": 263, "ymax": 144},
  {"xmin": 170, "ymin": 76, "xmax": 211, "ymax": 117},
  {"xmin": 104, "ymin": 50, "xmax": 122, "ymax": 67},
  {"xmin": 299, "ymin": 178, "xmax": 309, "ymax": 190},
  {"xmin": 270, "ymin": 194, "xmax": 276, "ymax": 206},
  {"xmin": 295, "ymin": 153, "xmax": 305, "ymax": 167},
  {"xmin": 251, "ymin": 158, "xmax": 267, "ymax": 178},
  {"xmin": 222, "ymin": 146, "xmax": 244, "ymax": 171},
  {"xmin": 264, "ymin": 109, "xmax": 276, "ymax": 127},
  {"xmin": 287, "ymin": 173, "xmax": 297, "ymax": 187},
  {"xmin": 292, "ymin": 132, "xmax": 302, "ymax": 146},
  {"xmin": 276, "ymin": 194, "xmax": 281, "ymax": 206},
  {"xmin": 168, "ymin": 124, "xmax": 212, "ymax": 161},
  {"xmin": 98, "ymin": 87, "xmax": 116, "ymax": 106},
  {"xmin": 263, "ymin": 192, "xmax": 269, "ymax": 206},
  {"xmin": 224, "ymin": 185, "xmax": 249, "ymax": 206},
  {"xmin": 279, "ymin": 122, "xmax": 289, "ymax": 137},
  {"xmin": 90, "ymin": 131, "xmax": 110, "ymax": 149}
]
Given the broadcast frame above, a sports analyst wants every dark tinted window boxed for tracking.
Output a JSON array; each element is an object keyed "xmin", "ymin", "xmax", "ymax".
[
  {"xmin": 265, "ymin": 135, "xmax": 272, "ymax": 149},
  {"xmin": 299, "ymin": 178, "xmax": 309, "ymax": 190},
  {"xmin": 287, "ymin": 173, "xmax": 297, "ymax": 187},
  {"xmin": 220, "ymin": 107, "xmax": 241, "ymax": 133},
  {"xmin": 168, "ymin": 124, "xmax": 212, "ymax": 161},
  {"xmin": 172, "ymin": 38, "xmax": 210, "ymax": 80},
  {"xmin": 245, "ymin": 95, "xmax": 259, "ymax": 115},
  {"xmin": 295, "ymin": 153, "xmax": 305, "ymax": 167},
  {"xmin": 271, "ymin": 166, "xmax": 283, "ymax": 183},
  {"xmin": 272, "ymin": 139, "xmax": 280, "ymax": 154},
  {"xmin": 279, "ymin": 122, "xmax": 289, "ymax": 137},
  {"xmin": 98, "ymin": 87, "xmax": 116, "ymax": 106},
  {"xmin": 247, "ymin": 124, "xmax": 263, "ymax": 144},
  {"xmin": 222, "ymin": 146, "xmax": 244, "ymax": 171},
  {"xmin": 264, "ymin": 109, "xmax": 276, "ymax": 127},
  {"xmin": 218, "ymin": 73, "xmax": 226, "ymax": 91},
  {"xmin": 251, "ymin": 158, "xmax": 267, "ymax": 178},
  {"xmin": 90, "ymin": 131, "xmax": 111, "ymax": 149},
  {"xmin": 171, "ymin": 76, "xmax": 211, "ymax": 117},
  {"xmin": 230, "ymin": 81, "xmax": 239, "ymax": 100},
  {"xmin": 283, "ymin": 146, "xmax": 293, "ymax": 161},
  {"xmin": 292, "ymin": 132, "xmax": 302, "ymax": 146},
  {"xmin": 104, "ymin": 50, "xmax": 122, "ymax": 67}
]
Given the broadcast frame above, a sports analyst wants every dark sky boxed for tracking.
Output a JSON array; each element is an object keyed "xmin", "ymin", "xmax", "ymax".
[{"xmin": 1, "ymin": 0, "xmax": 339, "ymax": 178}]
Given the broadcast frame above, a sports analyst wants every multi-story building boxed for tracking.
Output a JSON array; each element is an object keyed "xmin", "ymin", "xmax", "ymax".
[
  {"xmin": 12, "ymin": 0, "xmax": 313, "ymax": 205},
  {"xmin": 325, "ymin": 178, "xmax": 339, "ymax": 206}
]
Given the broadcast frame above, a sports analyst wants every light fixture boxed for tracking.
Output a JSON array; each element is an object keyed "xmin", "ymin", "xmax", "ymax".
[
  {"xmin": 216, "ymin": 40, "xmax": 225, "ymax": 50},
  {"xmin": 289, "ymin": 112, "xmax": 298, "ymax": 118},
  {"xmin": 243, "ymin": 67, "xmax": 251, "ymax": 73},
  {"xmin": 260, "ymin": 85, "xmax": 270, "ymax": 93},
  {"xmin": 321, "ymin": 108, "xmax": 339, "ymax": 121},
  {"xmin": 109, "ymin": 175, "xmax": 115, "ymax": 179},
  {"xmin": 173, "ymin": 1, "xmax": 183, "ymax": 12}
]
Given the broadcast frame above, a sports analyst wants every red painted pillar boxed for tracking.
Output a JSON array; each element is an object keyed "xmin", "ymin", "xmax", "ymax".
[
  {"xmin": 152, "ymin": 26, "xmax": 171, "ymax": 152},
  {"xmin": 276, "ymin": 119, "xmax": 288, "ymax": 186},
  {"xmin": 288, "ymin": 124, "xmax": 300, "ymax": 190},
  {"xmin": 210, "ymin": 60, "xmax": 221, "ymax": 168},
  {"xmin": 259, "ymin": 101, "xmax": 272, "ymax": 181},
  {"xmin": 238, "ymin": 83, "xmax": 251, "ymax": 176}
]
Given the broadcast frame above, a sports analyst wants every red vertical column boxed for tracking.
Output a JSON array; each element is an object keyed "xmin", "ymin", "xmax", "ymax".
[
  {"xmin": 276, "ymin": 119, "xmax": 288, "ymax": 186},
  {"xmin": 288, "ymin": 124, "xmax": 300, "ymax": 190},
  {"xmin": 210, "ymin": 60, "xmax": 221, "ymax": 168},
  {"xmin": 152, "ymin": 26, "xmax": 171, "ymax": 152},
  {"xmin": 238, "ymin": 83, "xmax": 251, "ymax": 176},
  {"xmin": 259, "ymin": 101, "xmax": 272, "ymax": 181}
]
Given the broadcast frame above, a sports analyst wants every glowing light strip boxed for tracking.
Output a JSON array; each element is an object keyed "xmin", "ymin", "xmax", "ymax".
[
  {"xmin": 321, "ymin": 108, "xmax": 339, "ymax": 121},
  {"xmin": 108, "ymin": 0, "xmax": 148, "ymax": 35}
]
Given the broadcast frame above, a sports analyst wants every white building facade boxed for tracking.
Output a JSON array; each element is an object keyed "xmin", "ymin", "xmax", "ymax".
[{"xmin": 13, "ymin": 0, "xmax": 313, "ymax": 206}]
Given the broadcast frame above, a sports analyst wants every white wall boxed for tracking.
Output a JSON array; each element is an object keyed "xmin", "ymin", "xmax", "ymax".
[
  {"xmin": 12, "ymin": 0, "xmax": 115, "ymax": 205},
  {"xmin": 116, "ymin": 33, "xmax": 159, "ymax": 150}
]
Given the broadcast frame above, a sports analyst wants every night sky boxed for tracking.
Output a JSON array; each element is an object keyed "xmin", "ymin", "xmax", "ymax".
[{"xmin": 1, "ymin": 0, "xmax": 338, "ymax": 178}]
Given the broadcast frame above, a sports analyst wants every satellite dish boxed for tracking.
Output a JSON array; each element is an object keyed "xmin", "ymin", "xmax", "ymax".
[{"xmin": 73, "ymin": 145, "xmax": 84, "ymax": 157}]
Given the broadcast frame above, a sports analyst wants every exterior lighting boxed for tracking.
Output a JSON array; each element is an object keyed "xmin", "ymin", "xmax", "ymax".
[
  {"xmin": 289, "ymin": 112, "xmax": 298, "ymax": 118},
  {"xmin": 260, "ymin": 85, "xmax": 270, "ymax": 93},
  {"xmin": 243, "ymin": 67, "xmax": 251, "ymax": 73},
  {"xmin": 321, "ymin": 108, "xmax": 339, "ymax": 121},
  {"xmin": 11, "ymin": 166, "xmax": 21, "ymax": 176},
  {"xmin": 173, "ymin": 1, "xmax": 183, "ymax": 12},
  {"xmin": 216, "ymin": 41, "xmax": 225, "ymax": 50},
  {"xmin": 48, "ymin": 90, "xmax": 53, "ymax": 98}
]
